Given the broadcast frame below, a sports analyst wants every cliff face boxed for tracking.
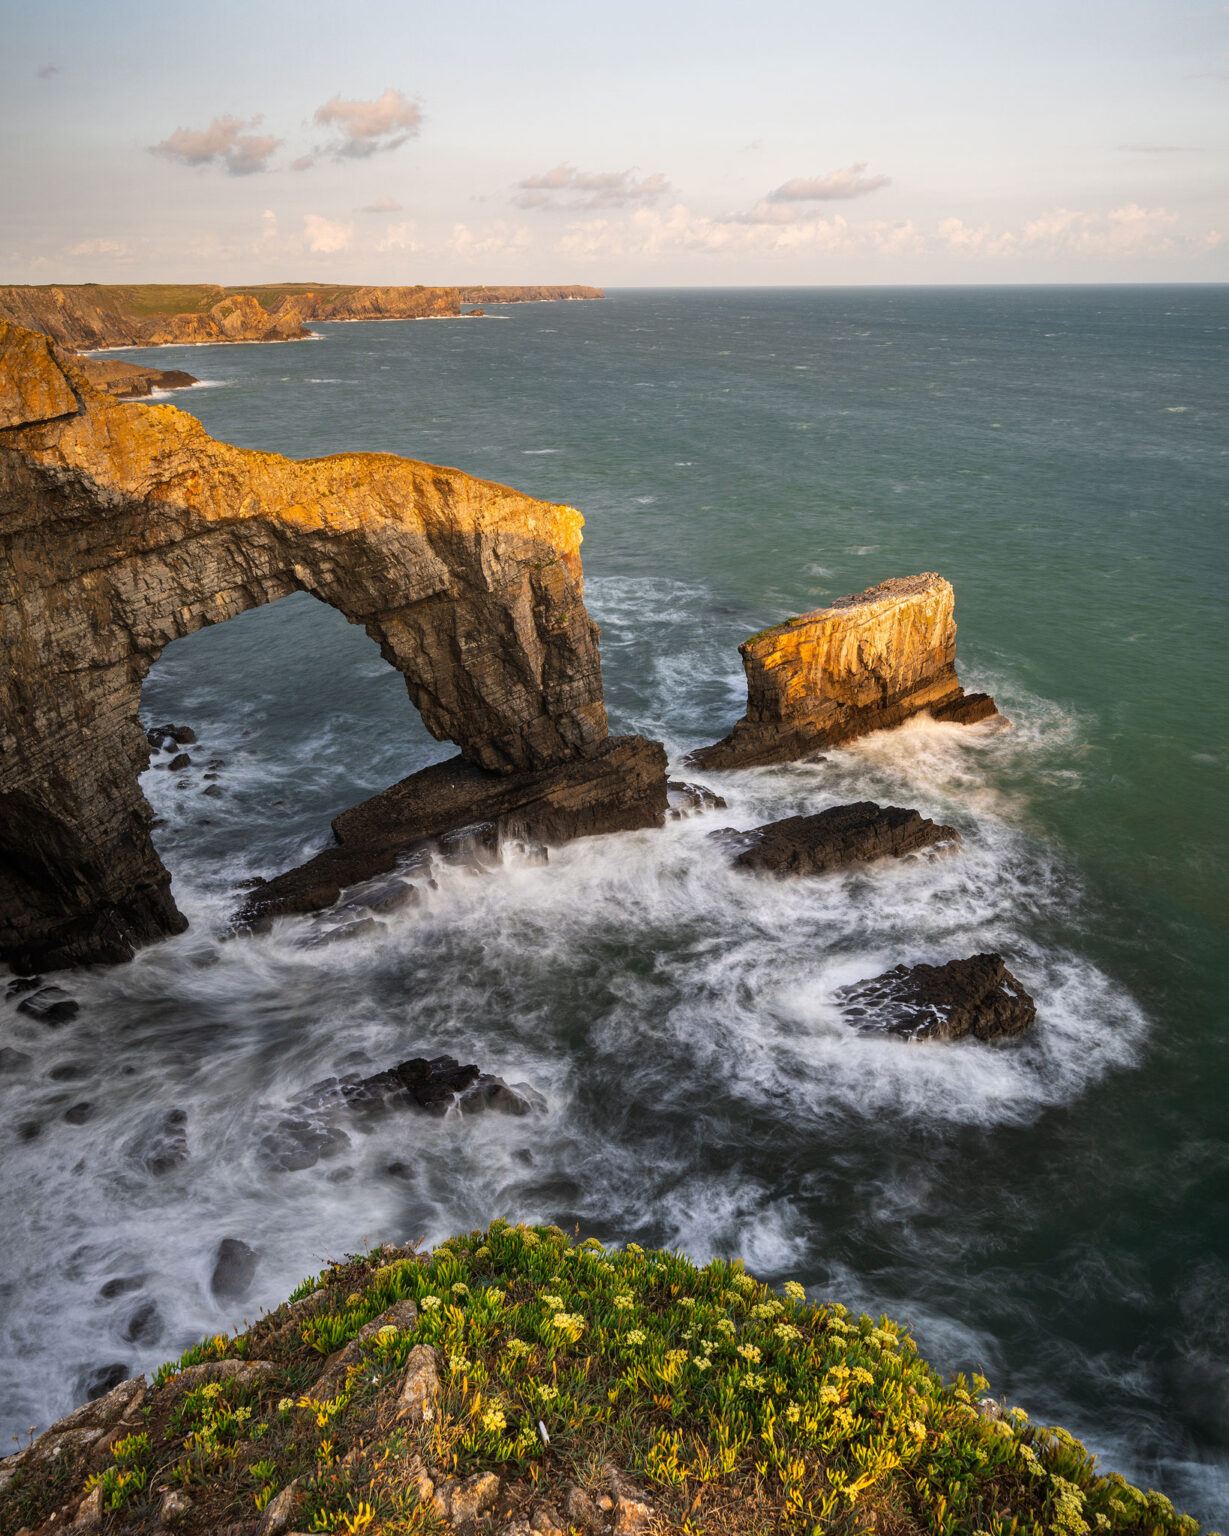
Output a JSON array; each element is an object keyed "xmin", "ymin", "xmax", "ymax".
[
  {"xmin": 0, "ymin": 284, "xmax": 603, "ymax": 350},
  {"xmin": 691, "ymin": 574, "xmax": 998, "ymax": 769},
  {"xmin": 0, "ymin": 321, "xmax": 613, "ymax": 970}
]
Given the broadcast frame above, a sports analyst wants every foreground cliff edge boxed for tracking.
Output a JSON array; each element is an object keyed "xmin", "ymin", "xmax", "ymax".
[
  {"xmin": 0, "ymin": 320, "xmax": 666, "ymax": 972},
  {"xmin": 0, "ymin": 1225, "xmax": 1206, "ymax": 1536}
]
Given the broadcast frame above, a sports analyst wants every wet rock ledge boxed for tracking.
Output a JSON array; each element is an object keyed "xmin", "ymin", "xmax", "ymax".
[
  {"xmin": 714, "ymin": 800, "xmax": 960, "ymax": 877},
  {"xmin": 235, "ymin": 734, "xmax": 666, "ymax": 929},
  {"xmin": 691, "ymin": 573, "xmax": 999, "ymax": 770},
  {"xmin": 0, "ymin": 1224, "xmax": 1201, "ymax": 1536}
]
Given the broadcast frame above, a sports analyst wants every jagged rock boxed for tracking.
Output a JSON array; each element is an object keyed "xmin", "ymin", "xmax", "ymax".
[
  {"xmin": 75, "ymin": 356, "xmax": 197, "ymax": 398},
  {"xmin": 159, "ymin": 1488, "xmax": 192, "ymax": 1524},
  {"xmin": 530, "ymin": 1504, "xmax": 565, "ymax": 1534},
  {"xmin": 312, "ymin": 1298, "xmax": 419, "ymax": 1398},
  {"xmin": 0, "ymin": 1373, "xmax": 147, "ymax": 1495},
  {"xmin": 210, "ymin": 1237, "xmax": 259, "ymax": 1302},
  {"xmin": 0, "ymin": 322, "xmax": 657, "ymax": 972},
  {"xmin": 257, "ymin": 1477, "xmax": 304, "ymax": 1536},
  {"xmin": 16, "ymin": 986, "xmax": 79, "ymax": 1024},
  {"xmin": 167, "ymin": 752, "xmax": 192, "ymax": 771},
  {"xmin": 716, "ymin": 801, "xmax": 960, "ymax": 877},
  {"xmin": 563, "ymin": 1485, "xmax": 602, "ymax": 1530},
  {"xmin": 146, "ymin": 723, "xmax": 196, "ymax": 750},
  {"xmin": 398, "ymin": 1343, "xmax": 442, "ymax": 1423},
  {"xmin": 235, "ymin": 734, "xmax": 667, "ymax": 930},
  {"xmin": 162, "ymin": 1359, "xmax": 274, "ymax": 1395},
  {"xmin": 836, "ymin": 953, "xmax": 1037, "ymax": 1042},
  {"xmin": 666, "ymin": 779, "xmax": 727, "ymax": 818},
  {"xmin": 458, "ymin": 1075, "xmax": 544, "ymax": 1116},
  {"xmin": 436, "ymin": 1470, "xmax": 501, "ymax": 1524},
  {"xmin": 690, "ymin": 574, "xmax": 999, "ymax": 769},
  {"xmin": 5, "ymin": 974, "xmax": 42, "ymax": 996}
]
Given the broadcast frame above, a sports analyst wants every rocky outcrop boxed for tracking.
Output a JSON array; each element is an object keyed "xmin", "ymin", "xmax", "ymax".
[
  {"xmin": 690, "ymin": 574, "xmax": 998, "ymax": 770},
  {"xmin": 74, "ymin": 355, "xmax": 197, "ymax": 397},
  {"xmin": 835, "ymin": 952, "xmax": 1037, "ymax": 1041},
  {"xmin": 0, "ymin": 321, "xmax": 641, "ymax": 971},
  {"xmin": 235, "ymin": 733, "xmax": 668, "ymax": 929},
  {"xmin": 714, "ymin": 800, "xmax": 960, "ymax": 877},
  {"xmin": 0, "ymin": 283, "xmax": 603, "ymax": 350}
]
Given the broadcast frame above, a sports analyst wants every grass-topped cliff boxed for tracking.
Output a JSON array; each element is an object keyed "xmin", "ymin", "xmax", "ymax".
[
  {"xmin": 0, "ymin": 1224, "xmax": 1206, "ymax": 1536},
  {"xmin": 0, "ymin": 285, "xmax": 604, "ymax": 350}
]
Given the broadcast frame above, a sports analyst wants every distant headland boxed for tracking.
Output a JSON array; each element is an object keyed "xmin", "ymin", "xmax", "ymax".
[{"xmin": 0, "ymin": 282, "xmax": 604, "ymax": 351}]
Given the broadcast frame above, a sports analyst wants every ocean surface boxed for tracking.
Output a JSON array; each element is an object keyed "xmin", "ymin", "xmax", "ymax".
[{"xmin": 2, "ymin": 288, "xmax": 1226, "ymax": 1522}]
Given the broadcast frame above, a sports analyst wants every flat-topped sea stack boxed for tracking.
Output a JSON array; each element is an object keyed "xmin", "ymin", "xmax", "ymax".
[
  {"xmin": 690, "ymin": 573, "xmax": 998, "ymax": 770},
  {"xmin": 0, "ymin": 320, "xmax": 659, "ymax": 972}
]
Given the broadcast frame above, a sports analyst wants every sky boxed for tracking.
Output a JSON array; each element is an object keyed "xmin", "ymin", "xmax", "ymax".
[{"xmin": 1, "ymin": 0, "xmax": 1226, "ymax": 286}]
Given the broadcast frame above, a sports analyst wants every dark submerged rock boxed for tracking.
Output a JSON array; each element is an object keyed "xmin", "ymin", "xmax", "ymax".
[
  {"xmin": 836, "ymin": 952, "xmax": 1036, "ymax": 1042},
  {"xmin": 133, "ymin": 1107, "xmax": 189, "ymax": 1174},
  {"xmin": 5, "ymin": 974, "xmax": 43, "ymax": 997},
  {"xmin": 0, "ymin": 1046, "xmax": 30, "ymax": 1072},
  {"xmin": 210, "ymin": 1237, "xmax": 258, "ymax": 1302},
  {"xmin": 168, "ymin": 752, "xmax": 192, "ymax": 771},
  {"xmin": 256, "ymin": 1116, "xmax": 351, "ymax": 1173},
  {"xmin": 716, "ymin": 800, "xmax": 960, "ymax": 877},
  {"xmin": 63, "ymin": 1101, "xmax": 94, "ymax": 1124},
  {"xmin": 99, "ymin": 1275, "xmax": 145, "ymax": 1300},
  {"xmin": 17, "ymin": 985, "xmax": 79, "ymax": 1024},
  {"xmin": 123, "ymin": 1300, "xmax": 163, "ymax": 1346}
]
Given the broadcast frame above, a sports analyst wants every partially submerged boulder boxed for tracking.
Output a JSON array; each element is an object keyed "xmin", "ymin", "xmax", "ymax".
[
  {"xmin": 836, "ymin": 952, "xmax": 1036, "ymax": 1042},
  {"xmin": 716, "ymin": 800, "xmax": 959, "ymax": 877},
  {"xmin": 257, "ymin": 1054, "xmax": 543, "ymax": 1172},
  {"xmin": 690, "ymin": 574, "xmax": 998, "ymax": 769}
]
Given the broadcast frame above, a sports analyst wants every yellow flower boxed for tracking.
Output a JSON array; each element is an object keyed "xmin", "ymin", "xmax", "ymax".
[
  {"xmin": 421, "ymin": 1295, "xmax": 442, "ymax": 1312},
  {"xmin": 624, "ymin": 1329, "xmax": 646, "ymax": 1346},
  {"xmin": 482, "ymin": 1407, "xmax": 507, "ymax": 1433},
  {"xmin": 737, "ymin": 1343, "xmax": 762, "ymax": 1364},
  {"xmin": 783, "ymin": 1281, "xmax": 807, "ymax": 1303},
  {"xmin": 612, "ymin": 1294, "xmax": 634, "ymax": 1310}
]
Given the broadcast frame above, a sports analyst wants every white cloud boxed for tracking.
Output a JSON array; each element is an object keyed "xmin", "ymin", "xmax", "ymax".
[
  {"xmin": 446, "ymin": 219, "xmax": 532, "ymax": 260},
  {"xmin": 66, "ymin": 238, "xmax": 131, "ymax": 257},
  {"xmin": 767, "ymin": 163, "xmax": 891, "ymax": 202},
  {"xmin": 515, "ymin": 164, "xmax": 673, "ymax": 210},
  {"xmin": 937, "ymin": 218, "xmax": 1017, "ymax": 256},
  {"xmin": 290, "ymin": 154, "xmax": 316, "ymax": 173},
  {"xmin": 362, "ymin": 196, "xmax": 403, "ymax": 213},
  {"xmin": 303, "ymin": 214, "xmax": 353, "ymax": 253},
  {"xmin": 1022, "ymin": 203, "xmax": 1179, "ymax": 253},
  {"xmin": 151, "ymin": 115, "xmax": 282, "ymax": 176},
  {"xmin": 313, "ymin": 89, "xmax": 422, "ymax": 158},
  {"xmin": 375, "ymin": 220, "xmax": 420, "ymax": 252}
]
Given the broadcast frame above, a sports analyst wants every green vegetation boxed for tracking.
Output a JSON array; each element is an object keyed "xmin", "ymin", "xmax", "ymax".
[{"xmin": 0, "ymin": 1224, "xmax": 1211, "ymax": 1535}]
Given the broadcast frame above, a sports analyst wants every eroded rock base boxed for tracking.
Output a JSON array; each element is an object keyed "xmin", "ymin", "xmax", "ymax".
[
  {"xmin": 837, "ymin": 952, "xmax": 1037, "ymax": 1042},
  {"xmin": 235, "ymin": 734, "xmax": 668, "ymax": 929},
  {"xmin": 714, "ymin": 800, "xmax": 960, "ymax": 877}
]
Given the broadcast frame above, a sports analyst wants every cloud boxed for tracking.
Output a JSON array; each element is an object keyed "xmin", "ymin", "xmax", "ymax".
[
  {"xmin": 1021, "ymin": 202, "xmax": 1179, "ymax": 253},
  {"xmin": 66, "ymin": 238, "xmax": 131, "ymax": 257},
  {"xmin": 514, "ymin": 164, "xmax": 673, "ymax": 210},
  {"xmin": 37, "ymin": 64, "xmax": 59, "ymax": 79},
  {"xmin": 290, "ymin": 154, "xmax": 316, "ymax": 172},
  {"xmin": 362, "ymin": 196, "xmax": 403, "ymax": 213},
  {"xmin": 768, "ymin": 163, "xmax": 891, "ymax": 202},
  {"xmin": 151, "ymin": 115, "xmax": 282, "ymax": 176},
  {"xmin": 446, "ymin": 219, "xmax": 532, "ymax": 260},
  {"xmin": 554, "ymin": 202, "xmax": 919, "ymax": 260},
  {"xmin": 303, "ymin": 214, "xmax": 353, "ymax": 253},
  {"xmin": 313, "ymin": 89, "xmax": 422, "ymax": 158},
  {"xmin": 375, "ymin": 220, "xmax": 420, "ymax": 253}
]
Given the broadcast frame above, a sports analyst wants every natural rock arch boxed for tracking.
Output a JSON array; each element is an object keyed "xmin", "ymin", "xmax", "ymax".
[{"xmin": 0, "ymin": 323, "xmax": 611, "ymax": 970}]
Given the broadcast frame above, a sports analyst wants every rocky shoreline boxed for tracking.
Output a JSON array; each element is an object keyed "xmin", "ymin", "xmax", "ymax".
[{"xmin": 0, "ymin": 284, "xmax": 604, "ymax": 351}]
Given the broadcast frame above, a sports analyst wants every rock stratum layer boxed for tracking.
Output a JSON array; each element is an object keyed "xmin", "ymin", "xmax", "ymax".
[
  {"xmin": 0, "ymin": 320, "xmax": 630, "ymax": 972},
  {"xmin": 0, "ymin": 283, "xmax": 604, "ymax": 350},
  {"xmin": 691, "ymin": 573, "xmax": 998, "ymax": 770}
]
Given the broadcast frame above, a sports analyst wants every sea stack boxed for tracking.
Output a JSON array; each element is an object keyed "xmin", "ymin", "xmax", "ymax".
[{"xmin": 690, "ymin": 573, "xmax": 998, "ymax": 770}]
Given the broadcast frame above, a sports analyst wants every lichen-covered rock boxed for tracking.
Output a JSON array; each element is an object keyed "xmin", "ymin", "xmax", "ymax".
[
  {"xmin": 716, "ymin": 800, "xmax": 960, "ymax": 877},
  {"xmin": 836, "ymin": 953, "xmax": 1037, "ymax": 1042},
  {"xmin": 398, "ymin": 1343, "xmax": 442, "ymax": 1423},
  {"xmin": 690, "ymin": 574, "xmax": 998, "ymax": 769},
  {"xmin": 0, "ymin": 321, "xmax": 626, "ymax": 971}
]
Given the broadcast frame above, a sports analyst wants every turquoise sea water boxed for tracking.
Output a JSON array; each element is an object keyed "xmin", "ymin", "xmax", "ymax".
[{"xmin": 1, "ymin": 289, "xmax": 1226, "ymax": 1521}]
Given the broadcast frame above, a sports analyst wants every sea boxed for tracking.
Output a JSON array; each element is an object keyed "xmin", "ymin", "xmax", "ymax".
[{"xmin": 2, "ymin": 288, "xmax": 1226, "ymax": 1523}]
